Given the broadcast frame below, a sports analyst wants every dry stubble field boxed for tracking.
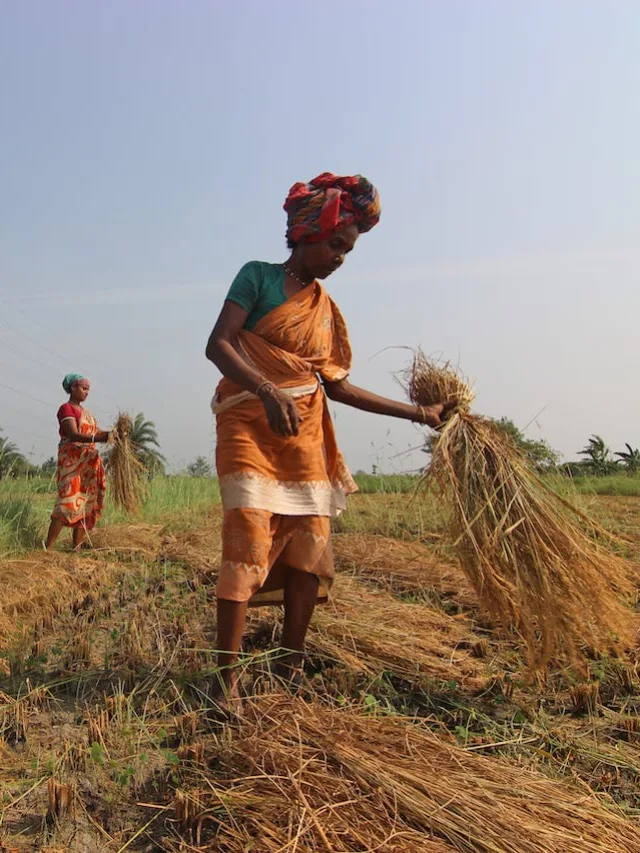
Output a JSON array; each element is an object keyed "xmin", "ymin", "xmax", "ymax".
[{"xmin": 0, "ymin": 482, "xmax": 639, "ymax": 852}]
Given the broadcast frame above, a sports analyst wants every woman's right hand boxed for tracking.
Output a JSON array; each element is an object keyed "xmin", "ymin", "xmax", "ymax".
[
  {"xmin": 416, "ymin": 400, "xmax": 459, "ymax": 429},
  {"xmin": 258, "ymin": 383, "xmax": 302, "ymax": 437}
]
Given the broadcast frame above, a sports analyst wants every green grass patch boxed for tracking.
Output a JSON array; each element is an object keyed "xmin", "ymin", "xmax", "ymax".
[
  {"xmin": 2, "ymin": 469, "xmax": 639, "ymax": 557},
  {"xmin": 569, "ymin": 474, "xmax": 640, "ymax": 497},
  {"xmin": 545, "ymin": 473, "xmax": 640, "ymax": 498},
  {"xmin": 335, "ymin": 489, "xmax": 449, "ymax": 540},
  {"xmin": 102, "ymin": 475, "xmax": 220, "ymax": 526},
  {"xmin": 0, "ymin": 475, "xmax": 222, "ymax": 555},
  {"xmin": 353, "ymin": 473, "xmax": 420, "ymax": 494},
  {"xmin": 0, "ymin": 498, "xmax": 42, "ymax": 552}
]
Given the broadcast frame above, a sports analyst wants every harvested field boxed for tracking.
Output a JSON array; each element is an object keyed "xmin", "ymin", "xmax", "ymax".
[
  {"xmin": 89, "ymin": 522, "xmax": 165, "ymax": 558},
  {"xmin": 0, "ymin": 489, "xmax": 639, "ymax": 851},
  {"xmin": 0, "ymin": 553, "xmax": 115, "ymax": 646},
  {"xmin": 308, "ymin": 575, "xmax": 492, "ymax": 690},
  {"xmin": 334, "ymin": 532, "xmax": 477, "ymax": 608},
  {"xmin": 167, "ymin": 692, "xmax": 640, "ymax": 853}
]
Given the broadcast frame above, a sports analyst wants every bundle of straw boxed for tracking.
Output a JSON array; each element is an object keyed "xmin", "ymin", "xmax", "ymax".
[
  {"xmin": 406, "ymin": 350, "xmax": 635, "ymax": 668},
  {"xmin": 106, "ymin": 413, "xmax": 146, "ymax": 514}
]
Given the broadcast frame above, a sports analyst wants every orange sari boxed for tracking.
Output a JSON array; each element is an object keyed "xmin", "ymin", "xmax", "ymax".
[
  {"xmin": 213, "ymin": 282, "xmax": 357, "ymax": 605},
  {"xmin": 52, "ymin": 409, "xmax": 106, "ymax": 530}
]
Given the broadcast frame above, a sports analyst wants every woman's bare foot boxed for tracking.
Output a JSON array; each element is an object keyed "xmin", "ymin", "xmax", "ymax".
[{"xmin": 210, "ymin": 670, "xmax": 244, "ymax": 718}]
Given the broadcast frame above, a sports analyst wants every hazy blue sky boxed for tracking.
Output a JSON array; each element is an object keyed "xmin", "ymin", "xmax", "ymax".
[{"xmin": 2, "ymin": 1, "xmax": 639, "ymax": 473}]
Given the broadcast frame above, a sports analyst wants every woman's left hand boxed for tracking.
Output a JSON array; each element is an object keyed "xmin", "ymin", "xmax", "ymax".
[{"xmin": 416, "ymin": 401, "xmax": 458, "ymax": 428}]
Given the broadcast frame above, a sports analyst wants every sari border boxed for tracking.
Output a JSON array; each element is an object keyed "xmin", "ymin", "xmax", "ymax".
[{"xmin": 219, "ymin": 471, "xmax": 351, "ymax": 518}]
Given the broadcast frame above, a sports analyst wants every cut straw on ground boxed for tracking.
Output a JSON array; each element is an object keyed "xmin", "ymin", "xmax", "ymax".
[
  {"xmin": 333, "ymin": 533, "xmax": 477, "ymax": 609},
  {"xmin": 168, "ymin": 692, "xmax": 640, "ymax": 853},
  {"xmin": 308, "ymin": 575, "xmax": 490, "ymax": 690}
]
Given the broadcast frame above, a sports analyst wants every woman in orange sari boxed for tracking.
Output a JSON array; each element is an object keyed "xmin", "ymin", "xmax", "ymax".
[
  {"xmin": 206, "ymin": 173, "xmax": 454, "ymax": 698},
  {"xmin": 45, "ymin": 374, "xmax": 110, "ymax": 550}
]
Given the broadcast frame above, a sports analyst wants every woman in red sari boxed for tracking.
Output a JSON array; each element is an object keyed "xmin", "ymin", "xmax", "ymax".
[
  {"xmin": 206, "ymin": 173, "xmax": 454, "ymax": 699},
  {"xmin": 45, "ymin": 374, "xmax": 110, "ymax": 551}
]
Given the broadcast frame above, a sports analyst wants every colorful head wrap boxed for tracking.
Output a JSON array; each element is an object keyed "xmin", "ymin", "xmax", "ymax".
[
  {"xmin": 62, "ymin": 373, "xmax": 88, "ymax": 394},
  {"xmin": 284, "ymin": 172, "xmax": 381, "ymax": 245}
]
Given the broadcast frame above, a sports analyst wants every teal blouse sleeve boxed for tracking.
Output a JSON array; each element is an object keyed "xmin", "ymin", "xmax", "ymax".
[{"xmin": 225, "ymin": 261, "xmax": 263, "ymax": 313}]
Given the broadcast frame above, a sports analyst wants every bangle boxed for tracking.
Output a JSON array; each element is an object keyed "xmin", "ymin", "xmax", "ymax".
[
  {"xmin": 255, "ymin": 380, "xmax": 277, "ymax": 398},
  {"xmin": 416, "ymin": 406, "xmax": 429, "ymax": 424}
]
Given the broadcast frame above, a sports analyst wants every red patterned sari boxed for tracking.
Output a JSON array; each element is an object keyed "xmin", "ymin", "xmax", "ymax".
[{"xmin": 52, "ymin": 408, "xmax": 106, "ymax": 530}]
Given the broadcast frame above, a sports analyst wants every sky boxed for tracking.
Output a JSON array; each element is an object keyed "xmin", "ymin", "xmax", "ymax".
[{"xmin": 1, "ymin": 0, "xmax": 639, "ymax": 473}]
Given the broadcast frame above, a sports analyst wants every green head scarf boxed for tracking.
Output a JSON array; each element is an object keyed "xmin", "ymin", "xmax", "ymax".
[{"xmin": 62, "ymin": 373, "xmax": 88, "ymax": 394}]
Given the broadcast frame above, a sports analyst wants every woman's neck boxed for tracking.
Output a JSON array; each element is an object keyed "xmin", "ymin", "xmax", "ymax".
[{"xmin": 284, "ymin": 254, "xmax": 314, "ymax": 285}]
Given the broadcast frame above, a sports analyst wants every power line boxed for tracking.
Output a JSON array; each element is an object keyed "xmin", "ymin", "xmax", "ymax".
[
  {"xmin": 0, "ymin": 351, "xmax": 114, "ymax": 421},
  {"xmin": 1, "ymin": 304, "xmax": 123, "ymax": 407},
  {"xmin": 1, "ymin": 299, "xmax": 174, "ymax": 425},
  {"xmin": 0, "ymin": 380, "xmax": 55, "ymax": 408},
  {"xmin": 0, "ymin": 316, "xmax": 73, "ymax": 369},
  {"xmin": 0, "ymin": 422, "xmax": 53, "ymax": 444},
  {"xmin": 0, "ymin": 389, "xmax": 111, "ymax": 424},
  {"xmin": 0, "ymin": 353, "xmax": 70, "ymax": 400},
  {"xmin": 0, "ymin": 311, "xmax": 92, "ymax": 370},
  {"xmin": 0, "ymin": 402, "xmax": 54, "ymax": 430},
  {"xmin": 0, "ymin": 334, "xmax": 63, "ymax": 379}
]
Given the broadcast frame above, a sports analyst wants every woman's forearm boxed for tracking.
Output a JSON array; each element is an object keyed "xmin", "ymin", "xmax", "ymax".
[
  {"xmin": 325, "ymin": 379, "xmax": 420, "ymax": 421},
  {"xmin": 63, "ymin": 433, "xmax": 99, "ymax": 443}
]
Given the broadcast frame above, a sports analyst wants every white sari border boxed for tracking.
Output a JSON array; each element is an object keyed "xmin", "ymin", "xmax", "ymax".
[{"xmin": 219, "ymin": 471, "xmax": 348, "ymax": 518}]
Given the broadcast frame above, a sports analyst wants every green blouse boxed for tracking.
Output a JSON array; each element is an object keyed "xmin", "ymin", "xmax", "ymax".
[{"xmin": 225, "ymin": 261, "xmax": 287, "ymax": 331}]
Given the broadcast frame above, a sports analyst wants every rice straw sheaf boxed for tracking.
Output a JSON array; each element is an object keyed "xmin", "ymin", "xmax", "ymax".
[
  {"xmin": 106, "ymin": 412, "xmax": 147, "ymax": 514},
  {"xmin": 406, "ymin": 351, "xmax": 636, "ymax": 668},
  {"xmin": 169, "ymin": 693, "xmax": 640, "ymax": 853},
  {"xmin": 407, "ymin": 350, "xmax": 476, "ymax": 412}
]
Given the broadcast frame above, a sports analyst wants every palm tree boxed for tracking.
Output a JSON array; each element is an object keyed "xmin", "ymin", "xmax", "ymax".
[
  {"xmin": 615, "ymin": 443, "xmax": 640, "ymax": 475},
  {"xmin": 577, "ymin": 435, "xmax": 614, "ymax": 476},
  {"xmin": 40, "ymin": 456, "xmax": 57, "ymax": 477},
  {"xmin": 0, "ymin": 431, "xmax": 26, "ymax": 479}
]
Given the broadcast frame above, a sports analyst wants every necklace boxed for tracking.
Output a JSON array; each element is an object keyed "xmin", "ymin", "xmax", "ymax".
[{"xmin": 283, "ymin": 263, "xmax": 313, "ymax": 288}]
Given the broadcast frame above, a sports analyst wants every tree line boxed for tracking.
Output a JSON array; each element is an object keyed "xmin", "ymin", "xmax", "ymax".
[
  {"xmin": 0, "ymin": 414, "xmax": 166, "ymax": 479},
  {"xmin": 0, "ymin": 415, "xmax": 218, "ymax": 479},
  {"xmin": 2, "ymin": 415, "xmax": 637, "ymax": 480},
  {"xmin": 425, "ymin": 419, "xmax": 640, "ymax": 477},
  {"xmin": 492, "ymin": 424, "xmax": 640, "ymax": 477}
]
